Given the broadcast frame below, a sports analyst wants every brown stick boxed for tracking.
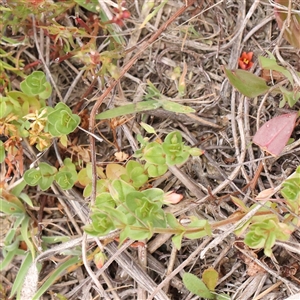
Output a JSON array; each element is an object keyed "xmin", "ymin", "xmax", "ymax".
[{"xmin": 89, "ymin": 0, "xmax": 197, "ymax": 204}]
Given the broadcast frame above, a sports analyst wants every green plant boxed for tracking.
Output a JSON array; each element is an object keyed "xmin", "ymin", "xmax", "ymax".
[
  {"xmin": 183, "ymin": 269, "xmax": 230, "ymax": 300},
  {"xmin": 0, "ymin": 187, "xmax": 36, "ymax": 299},
  {"xmin": 230, "ymin": 167, "xmax": 300, "ymax": 258},
  {"xmin": 23, "ymin": 128, "xmax": 208, "ymax": 249},
  {"xmin": 224, "ymin": 52, "xmax": 300, "ymax": 106},
  {"xmin": 96, "ymin": 80, "xmax": 195, "ymax": 120}
]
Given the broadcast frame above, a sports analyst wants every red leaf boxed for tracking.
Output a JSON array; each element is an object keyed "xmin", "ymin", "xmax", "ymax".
[{"xmin": 253, "ymin": 112, "xmax": 298, "ymax": 156}]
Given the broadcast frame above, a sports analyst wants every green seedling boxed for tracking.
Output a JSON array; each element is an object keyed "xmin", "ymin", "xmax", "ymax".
[
  {"xmin": 183, "ymin": 270, "xmax": 230, "ymax": 300},
  {"xmin": 244, "ymin": 216, "xmax": 292, "ymax": 257},
  {"xmin": 20, "ymin": 71, "xmax": 52, "ymax": 100},
  {"xmin": 46, "ymin": 102, "xmax": 80, "ymax": 136},
  {"xmin": 24, "ymin": 158, "xmax": 78, "ymax": 191}
]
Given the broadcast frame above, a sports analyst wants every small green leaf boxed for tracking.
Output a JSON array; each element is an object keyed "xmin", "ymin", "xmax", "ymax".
[
  {"xmin": 18, "ymin": 193, "xmax": 33, "ymax": 207},
  {"xmin": 146, "ymin": 163, "xmax": 168, "ymax": 177},
  {"xmin": 111, "ymin": 179, "xmax": 136, "ymax": 202},
  {"xmin": 0, "ymin": 100, "xmax": 8, "ymax": 118},
  {"xmin": 202, "ymin": 267, "xmax": 219, "ymax": 292},
  {"xmin": 189, "ymin": 147, "xmax": 204, "ymax": 156},
  {"xmin": 120, "ymin": 225, "xmax": 151, "ymax": 241},
  {"xmin": 0, "ymin": 248, "xmax": 20, "ymax": 271},
  {"xmin": 279, "ymin": 86, "xmax": 300, "ymax": 108},
  {"xmin": 47, "ymin": 103, "xmax": 80, "ymax": 136},
  {"xmin": 161, "ymin": 99, "xmax": 195, "ymax": 113},
  {"xmin": 20, "ymin": 71, "xmax": 51, "ymax": 98},
  {"xmin": 183, "ymin": 273, "xmax": 214, "ymax": 299},
  {"xmin": 172, "ymin": 232, "xmax": 184, "ymax": 250},
  {"xmin": 140, "ymin": 122, "xmax": 157, "ymax": 134},
  {"xmin": 143, "ymin": 142, "xmax": 166, "ymax": 165},
  {"xmin": 223, "ymin": 67, "xmax": 269, "ymax": 98},
  {"xmin": 24, "ymin": 169, "xmax": 42, "ymax": 186},
  {"xmin": 97, "ymin": 205, "xmax": 127, "ymax": 226},
  {"xmin": 88, "ymin": 212, "xmax": 115, "ymax": 235},
  {"xmin": 95, "ymin": 193, "xmax": 116, "ymax": 209},
  {"xmin": 55, "ymin": 171, "xmax": 76, "ymax": 190},
  {"xmin": 166, "ymin": 213, "xmax": 185, "ymax": 230}
]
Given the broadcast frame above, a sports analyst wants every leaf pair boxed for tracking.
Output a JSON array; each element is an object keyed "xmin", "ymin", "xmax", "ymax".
[{"xmin": 47, "ymin": 102, "xmax": 80, "ymax": 136}]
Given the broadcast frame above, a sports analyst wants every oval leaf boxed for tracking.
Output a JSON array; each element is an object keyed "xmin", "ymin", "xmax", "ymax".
[
  {"xmin": 183, "ymin": 273, "xmax": 214, "ymax": 299},
  {"xmin": 223, "ymin": 67, "xmax": 269, "ymax": 97},
  {"xmin": 202, "ymin": 267, "xmax": 219, "ymax": 292},
  {"xmin": 253, "ymin": 112, "xmax": 298, "ymax": 156}
]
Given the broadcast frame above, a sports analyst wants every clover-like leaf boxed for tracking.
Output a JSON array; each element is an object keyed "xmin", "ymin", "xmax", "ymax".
[
  {"xmin": 142, "ymin": 142, "xmax": 166, "ymax": 165},
  {"xmin": 129, "ymin": 168, "xmax": 148, "ymax": 188},
  {"xmin": 162, "ymin": 132, "xmax": 190, "ymax": 165},
  {"xmin": 20, "ymin": 71, "xmax": 52, "ymax": 98},
  {"xmin": 145, "ymin": 163, "xmax": 168, "ymax": 177},
  {"xmin": 135, "ymin": 201, "xmax": 166, "ymax": 228},
  {"xmin": 85, "ymin": 212, "xmax": 115, "ymax": 235},
  {"xmin": 141, "ymin": 188, "xmax": 165, "ymax": 204},
  {"xmin": 244, "ymin": 217, "xmax": 291, "ymax": 257},
  {"xmin": 24, "ymin": 169, "xmax": 42, "ymax": 186},
  {"xmin": 38, "ymin": 162, "xmax": 57, "ymax": 191},
  {"xmin": 83, "ymin": 179, "xmax": 108, "ymax": 198},
  {"xmin": 125, "ymin": 191, "xmax": 148, "ymax": 212},
  {"xmin": 281, "ymin": 166, "xmax": 300, "ymax": 205},
  {"xmin": 95, "ymin": 193, "xmax": 116, "ymax": 209},
  {"xmin": 111, "ymin": 179, "xmax": 136, "ymax": 202},
  {"xmin": 47, "ymin": 102, "xmax": 80, "ymax": 136},
  {"xmin": 56, "ymin": 110, "xmax": 80, "ymax": 135},
  {"xmin": 55, "ymin": 171, "xmax": 76, "ymax": 190},
  {"xmin": 123, "ymin": 161, "xmax": 148, "ymax": 188}
]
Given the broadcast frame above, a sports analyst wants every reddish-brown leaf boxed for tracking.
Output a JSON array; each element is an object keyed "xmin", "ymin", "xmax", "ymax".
[{"xmin": 253, "ymin": 112, "xmax": 298, "ymax": 156}]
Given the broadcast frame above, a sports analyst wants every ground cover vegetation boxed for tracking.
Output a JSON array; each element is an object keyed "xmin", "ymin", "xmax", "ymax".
[{"xmin": 1, "ymin": 0, "xmax": 300, "ymax": 299}]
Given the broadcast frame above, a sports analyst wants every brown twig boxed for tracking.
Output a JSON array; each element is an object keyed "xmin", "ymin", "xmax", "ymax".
[{"xmin": 88, "ymin": 0, "xmax": 197, "ymax": 204}]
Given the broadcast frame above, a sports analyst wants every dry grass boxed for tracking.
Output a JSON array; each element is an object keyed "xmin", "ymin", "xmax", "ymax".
[{"xmin": 2, "ymin": 0, "xmax": 300, "ymax": 299}]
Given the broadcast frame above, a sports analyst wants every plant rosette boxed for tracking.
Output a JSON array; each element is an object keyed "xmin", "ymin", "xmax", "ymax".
[
  {"xmin": 46, "ymin": 102, "xmax": 80, "ymax": 136},
  {"xmin": 20, "ymin": 71, "xmax": 52, "ymax": 100}
]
